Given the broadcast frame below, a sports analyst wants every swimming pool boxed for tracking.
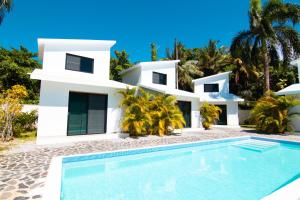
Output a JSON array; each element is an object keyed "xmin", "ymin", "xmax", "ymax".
[{"xmin": 47, "ymin": 136, "xmax": 300, "ymax": 200}]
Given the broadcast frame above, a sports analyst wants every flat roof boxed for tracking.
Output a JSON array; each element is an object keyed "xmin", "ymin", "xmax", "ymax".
[
  {"xmin": 38, "ymin": 38, "xmax": 116, "ymax": 60},
  {"xmin": 192, "ymin": 71, "xmax": 231, "ymax": 83},
  {"xmin": 276, "ymin": 83, "xmax": 300, "ymax": 96},
  {"xmin": 119, "ymin": 60, "xmax": 180, "ymax": 75}
]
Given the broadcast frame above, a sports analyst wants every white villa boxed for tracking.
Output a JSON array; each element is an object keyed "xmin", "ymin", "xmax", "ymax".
[
  {"xmin": 276, "ymin": 58, "xmax": 300, "ymax": 131},
  {"xmin": 31, "ymin": 38, "xmax": 243, "ymax": 144}
]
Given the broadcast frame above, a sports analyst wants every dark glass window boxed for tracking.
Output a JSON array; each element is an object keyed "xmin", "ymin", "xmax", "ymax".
[
  {"xmin": 204, "ymin": 84, "xmax": 219, "ymax": 92},
  {"xmin": 152, "ymin": 72, "xmax": 167, "ymax": 85},
  {"xmin": 65, "ymin": 54, "xmax": 94, "ymax": 73}
]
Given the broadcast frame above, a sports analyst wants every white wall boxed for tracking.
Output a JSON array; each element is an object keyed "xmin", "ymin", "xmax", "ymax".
[
  {"xmin": 42, "ymin": 46, "xmax": 111, "ymax": 81},
  {"xmin": 140, "ymin": 66, "xmax": 176, "ymax": 88},
  {"xmin": 194, "ymin": 74, "xmax": 230, "ymax": 96},
  {"xmin": 121, "ymin": 68, "xmax": 141, "ymax": 86},
  {"xmin": 22, "ymin": 104, "xmax": 38, "ymax": 113},
  {"xmin": 37, "ymin": 81, "xmax": 122, "ymax": 138},
  {"xmin": 175, "ymin": 96, "xmax": 201, "ymax": 128},
  {"xmin": 199, "ymin": 101, "xmax": 240, "ymax": 127}
]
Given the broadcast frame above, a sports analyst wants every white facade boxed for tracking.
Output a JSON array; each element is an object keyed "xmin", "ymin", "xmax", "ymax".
[
  {"xmin": 32, "ymin": 38, "xmax": 243, "ymax": 144},
  {"xmin": 31, "ymin": 39, "xmax": 132, "ymax": 144},
  {"xmin": 193, "ymin": 71, "xmax": 244, "ymax": 127},
  {"xmin": 276, "ymin": 58, "xmax": 300, "ymax": 132}
]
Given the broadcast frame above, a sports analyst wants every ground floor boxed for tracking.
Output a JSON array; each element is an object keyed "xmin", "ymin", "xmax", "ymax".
[
  {"xmin": 1, "ymin": 129, "xmax": 300, "ymax": 200},
  {"xmin": 36, "ymin": 81, "xmax": 242, "ymax": 144}
]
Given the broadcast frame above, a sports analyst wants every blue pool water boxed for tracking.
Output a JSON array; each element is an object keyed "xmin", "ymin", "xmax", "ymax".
[{"xmin": 61, "ymin": 137, "xmax": 300, "ymax": 200}]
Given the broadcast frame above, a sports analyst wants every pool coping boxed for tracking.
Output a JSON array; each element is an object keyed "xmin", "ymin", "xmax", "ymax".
[{"xmin": 43, "ymin": 136, "xmax": 300, "ymax": 200}]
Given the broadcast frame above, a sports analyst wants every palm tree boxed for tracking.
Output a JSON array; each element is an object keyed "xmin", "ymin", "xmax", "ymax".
[
  {"xmin": 0, "ymin": 0, "xmax": 12, "ymax": 24},
  {"xmin": 110, "ymin": 50, "xmax": 132, "ymax": 81},
  {"xmin": 251, "ymin": 92, "xmax": 300, "ymax": 133},
  {"xmin": 197, "ymin": 40, "xmax": 231, "ymax": 76},
  {"xmin": 231, "ymin": 0, "xmax": 300, "ymax": 93},
  {"xmin": 151, "ymin": 95, "xmax": 185, "ymax": 136},
  {"xmin": 177, "ymin": 61, "xmax": 203, "ymax": 91},
  {"xmin": 150, "ymin": 43, "xmax": 158, "ymax": 61},
  {"xmin": 200, "ymin": 102, "xmax": 222, "ymax": 130}
]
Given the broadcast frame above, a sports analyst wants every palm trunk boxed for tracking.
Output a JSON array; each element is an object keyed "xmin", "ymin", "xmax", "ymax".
[{"xmin": 262, "ymin": 40, "xmax": 270, "ymax": 94}]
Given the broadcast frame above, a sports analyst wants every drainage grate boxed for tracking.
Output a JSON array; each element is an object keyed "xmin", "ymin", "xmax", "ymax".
[{"xmin": 232, "ymin": 139, "xmax": 280, "ymax": 152}]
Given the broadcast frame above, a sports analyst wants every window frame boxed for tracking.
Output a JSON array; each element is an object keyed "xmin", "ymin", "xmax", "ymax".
[
  {"xmin": 204, "ymin": 84, "xmax": 219, "ymax": 92},
  {"xmin": 152, "ymin": 71, "xmax": 167, "ymax": 85},
  {"xmin": 65, "ymin": 53, "xmax": 94, "ymax": 74}
]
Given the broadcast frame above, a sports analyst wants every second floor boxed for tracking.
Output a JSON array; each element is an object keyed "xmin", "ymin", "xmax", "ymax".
[
  {"xmin": 120, "ymin": 60, "xmax": 180, "ymax": 89},
  {"xmin": 37, "ymin": 38, "xmax": 116, "ymax": 81}
]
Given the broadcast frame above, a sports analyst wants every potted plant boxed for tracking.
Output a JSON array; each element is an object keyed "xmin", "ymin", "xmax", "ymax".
[{"xmin": 200, "ymin": 102, "xmax": 222, "ymax": 130}]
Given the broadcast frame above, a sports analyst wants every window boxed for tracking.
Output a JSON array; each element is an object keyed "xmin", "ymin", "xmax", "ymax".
[
  {"xmin": 65, "ymin": 54, "xmax": 94, "ymax": 73},
  {"xmin": 204, "ymin": 84, "xmax": 219, "ymax": 92},
  {"xmin": 152, "ymin": 72, "xmax": 167, "ymax": 85}
]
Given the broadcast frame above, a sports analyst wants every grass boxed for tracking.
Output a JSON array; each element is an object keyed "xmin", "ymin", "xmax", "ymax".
[
  {"xmin": 241, "ymin": 124, "xmax": 256, "ymax": 129},
  {"xmin": 0, "ymin": 130, "xmax": 36, "ymax": 153}
]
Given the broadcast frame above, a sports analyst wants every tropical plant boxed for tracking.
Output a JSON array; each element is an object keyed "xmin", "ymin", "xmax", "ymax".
[
  {"xmin": 0, "ymin": 85, "xmax": 28, "ymax": 141},
  {"xmin": 150, "ymin": 95, "xmax": 185, "ymax": 136},
  {"xmin": 118, "ymin": 87, "xmax": 185, "ymax": 136},
  {"xmin": 197, "ymin": 40, "xmax": 231, "ymax": 76},
  {"xmin": 151, "ymin": 43, "xmax": 158, "ymax": 61},
  {"xmin": 231, "ymin": 0, "xmax": 300, "ymax": 93},
  {"xmin": 110, "ymin": 50, "xmax": 132, "ymax": 81},
  {"xmin": 0, "ymin": 0, "xmax": 12, "ymax": 25},
  {"xmin": 13, "ymin": 110, "xmax": 37, "ymax": 136},
  {"xmin": 177, "ymin": 61, "xmax": 203, "ymax": 91},
  {"xmin": 251, "ymin": 92, "xmax": 300, "ymax": 134},
  {"xmin": 200, "ymin": 102, "xmax": 222, "ymax": 130},
  {"xmin": 0, "ymin": 46, "xmax": 41, "ymax": 103}
]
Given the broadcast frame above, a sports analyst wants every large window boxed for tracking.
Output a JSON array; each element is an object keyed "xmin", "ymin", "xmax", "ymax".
[
  {"xmin": 152, "ymin": 72, "xmax": 167, "ymax": 85},
  {"xmin": 204, "ymin": 84, "xmax": 219, "ymax": 92},
  {"xmin": 65, "ymin": 54, "xmax": 94, "ymax": 73}
]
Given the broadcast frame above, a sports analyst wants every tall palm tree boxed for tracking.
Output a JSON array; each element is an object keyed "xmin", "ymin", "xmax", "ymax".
[
  {"xmin": 177, "ymin": 60, "xmax": 203, "ymax": 91},
  {"xmin": 197, "ymin": 40, "xmax": 231, "ymax": 76},
  {"xmin": 0, "ymin": 0, "xmax": 12, "ymax": 24},
  {"xmin": 231, "ymin": 0, "xmax": 300, "ymax": 93},
  {"xmin": 150, "ymin": 43, "xmax": 158, "ymax": 61}
]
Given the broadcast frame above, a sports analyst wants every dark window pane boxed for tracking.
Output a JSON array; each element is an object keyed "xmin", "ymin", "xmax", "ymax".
[
  {"xmin": 204, "ymin": 84, "xmax": 219, "ymax": 92},
  {"xmin": 65, "ymin": 54, "xmax": 94, "ymax": 73},
  {"xmin": 152, "ymin": 72, "xmax": 167, "ymax": 85}
]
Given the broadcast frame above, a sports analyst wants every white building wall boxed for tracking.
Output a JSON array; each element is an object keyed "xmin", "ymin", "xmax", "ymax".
[
  {"xmin": 121, "ymin": 68, "xmax": 141, "ymax": 86},
  {"xmin": 42, "ymin": 46, "xmax": 111, "ymax": 80},
  {"xmin": 140, "ymin": 65, "xmax": 176, "ymax": 89},
  {"xmin": 37, "ymin": 81, "xmax": 122, "ymax": 139},
  {"xmin": 194, "ymin": 75, "xmax": 229, "ymax": 96},
  {"xmin": 176, "ymin": 96, "xmax": 201, "ymax": 128}
]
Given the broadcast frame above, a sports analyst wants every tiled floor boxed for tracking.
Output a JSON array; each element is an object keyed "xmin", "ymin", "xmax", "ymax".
[{"xmin": 0, "ymin": 128, "xmax": 299, "ymax": 200}]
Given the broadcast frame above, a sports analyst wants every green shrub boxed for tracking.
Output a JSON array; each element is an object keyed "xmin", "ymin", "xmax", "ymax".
[
  {"xmin": 13, "ymin": 110, "xmax": 37, "ymax": 137},
  {"xmin": 118, "ymin": 87, "xmax": 185, "ymax": 136},
  {"xmin": 251, "ymin": 92, "xmax": 300, "ymax": 134},
  {"xmin": 200, "ymin": 102, "xmax": 222, "ymax": 130}
]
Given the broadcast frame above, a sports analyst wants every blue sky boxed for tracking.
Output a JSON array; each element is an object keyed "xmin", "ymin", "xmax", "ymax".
[{"xmin": 0, "ymin": 0, "xmax": 299, "ymax": 62}]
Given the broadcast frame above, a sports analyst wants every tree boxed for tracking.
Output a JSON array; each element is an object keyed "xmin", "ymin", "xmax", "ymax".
[
  {"xmin": 0, "ymin": 85, "xmax": 28, "ymax": 141},
  {"xmin": 200, "ymin": 102, "xmax": 222, "ymax": 130},
  {"xmin": 151, "ymin": 95, "xmax": 185, "ymax": 136},
  {"xmin": 110, "ymin": 50, "xmax": 132, "ymax": 81},
  {"xmin": 0, "ymin": 0, "xmax": 12, "ymax": 25},
  {"xmin": 251, "ymin": 92, "xmax": 300, "ymax": 134},
  {"xmin": 231, "ymin": 0, "xmax": 300, "ymax": 93},
  {"xmin": 197, "ymin": 40, "xmax": 231, "ymax": 76},
  {"xmin": 150, "ymin": 43, "xmax": 157, "ymax": 61},
  {"xmin": 178, "ymin": 61, "xmax": 203, "ymax": 91},
  {"xmin": 0, "ymin": 46, "xmax": 41, "ymax": 103}
]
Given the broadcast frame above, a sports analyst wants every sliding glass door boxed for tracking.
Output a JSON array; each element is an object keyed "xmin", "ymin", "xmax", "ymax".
[{"xmin": 67, "ymin": 92, "xmax": 107, "ymax": 136}]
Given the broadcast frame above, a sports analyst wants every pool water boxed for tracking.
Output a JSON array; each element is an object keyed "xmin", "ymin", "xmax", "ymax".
[{"xmin": 61, "ymin": 138, "xmax": 300, "ymax": 200}]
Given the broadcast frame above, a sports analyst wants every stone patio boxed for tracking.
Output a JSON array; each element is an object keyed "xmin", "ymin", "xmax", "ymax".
[{"xmin": 1, "ymin": 128, "xmax": 300, "ymax": 200}]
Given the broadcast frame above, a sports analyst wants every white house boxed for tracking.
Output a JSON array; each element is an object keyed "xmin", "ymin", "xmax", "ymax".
[
  {"xmin": 119, "ymin": 60, "xmax": 201, "ymax": 129},
  {"xmin": 31, "ymin": 38, "xmax": 243, "ymax": 144},
  {"xmin": 276, "ymin": 58, "xmax": 300, "ymax": 131},
  {"xmin": 192, "ymin": 72, "xmax": 244, "ymax": 127},
  {"xmin": 30, "ymin": 39, "xmax": 133, "ymax": 144}
]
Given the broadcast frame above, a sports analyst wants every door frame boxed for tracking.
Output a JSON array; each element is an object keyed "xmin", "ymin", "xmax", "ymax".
[{"xmin": 67, "ymin": 91, "xmax": 108, "ymax": 136}]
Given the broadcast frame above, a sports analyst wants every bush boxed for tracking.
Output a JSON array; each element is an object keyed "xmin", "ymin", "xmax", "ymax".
[
  {"xmin": 251, "ymin": 92, "xmax": 300, "ymax": 134},
  {"xmin": 200, "ymin": 102, "xmax": 222, "ymax": 130},
  {"xmin": 118, "ymin": 87, "xmax": 185, "ymax": 136},
  {"xmin": 13, "ymin": 110, "xmax": 37, "ymax": 137}
]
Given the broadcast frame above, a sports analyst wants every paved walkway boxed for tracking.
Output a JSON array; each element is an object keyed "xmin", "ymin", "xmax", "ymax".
[{"xmin": 1, "ymin": 128, "xmax": 300, "ymax": 200}]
